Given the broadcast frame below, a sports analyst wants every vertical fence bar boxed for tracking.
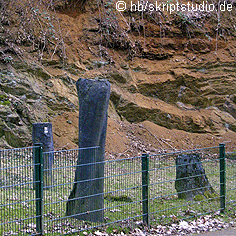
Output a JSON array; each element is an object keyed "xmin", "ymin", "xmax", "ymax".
[
  {"xmin": 142, "ymin": 153, "xmax": 149, "ymax": 227},
  {"xmin": 219, "ymin": 143, "xmax": 226, "ymax": 213},
  {"xmin": 35, "ymin": 143, "xmax": 44, "ymax": 235}
]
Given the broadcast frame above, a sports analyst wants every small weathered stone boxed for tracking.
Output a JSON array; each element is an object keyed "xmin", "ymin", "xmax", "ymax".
[
  {"xmin": 0, "ymin": 104, "xmax": 12, "ymax": 117},
  {"xmin": 175, "ymin": 153, "xmax": 215, "ymax": 200},
  {"xmin": 66, "ymin": 120, "xmax": 72, "ymax": 124}
]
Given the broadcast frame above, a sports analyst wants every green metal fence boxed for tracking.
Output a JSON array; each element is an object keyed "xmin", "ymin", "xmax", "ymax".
[
  {"xmin": 149, "ymin": 145, "xmax": 224, "ymax": 225},
  {"xmin": 0, "ymin": 147, "xmax": 38, "ymax": 235},
  {"xmin": 0, "ymin": 144, "xmax": 236, "ymax": 235},
  {"xmin": 225, "ymin": 150, "xmax": 236, "ymax": 211}
]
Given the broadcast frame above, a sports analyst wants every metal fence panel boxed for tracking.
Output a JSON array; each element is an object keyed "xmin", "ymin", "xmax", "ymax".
[
  {"xmin": 148, "ymin": 147, "xmax": 222, "ymax": 225},
  {"xmin": 0, "ymin": 145, "xmax": 235, "ymax": 235},
  {"xmin": 43, "ymin": 147, "xmax": 99, "ymax": 234},
  {"xmin": 42, "ymin": 148, "xmax": 143, "ymax": 234},
  {"xmin": 0, "ymin": 147, "xmax": 38, "ymax": 235},
  {"xmin": 226, "ymin": 151, "xmax": 236, "ymax": 212},
  {"xmin": 104, "ymin": 155, "xmax": 142, "ymax": 227}
]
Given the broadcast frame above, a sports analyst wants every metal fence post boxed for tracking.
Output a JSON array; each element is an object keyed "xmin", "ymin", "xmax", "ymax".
[
  {"xmin": 35, "ymin": 143, "xmax": 44, "ymax": 235},
  {"xmin": 142, "ymin": 153, "xmax": 149, "ymax": 227},
  {"xmin": 219, "ymin": 143, "xmax": 226, "ymax": 213}
]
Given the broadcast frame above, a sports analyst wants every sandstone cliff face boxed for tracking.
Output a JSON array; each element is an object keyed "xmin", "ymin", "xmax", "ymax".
[{"xmin": 0, "ymin": 0, "xmax": 235, "ymax": 154}]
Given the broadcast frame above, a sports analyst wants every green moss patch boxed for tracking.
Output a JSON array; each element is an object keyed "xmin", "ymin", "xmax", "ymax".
[{"xmin": 104, "ymin": 193, "xmax": 133, "ymax": 202}]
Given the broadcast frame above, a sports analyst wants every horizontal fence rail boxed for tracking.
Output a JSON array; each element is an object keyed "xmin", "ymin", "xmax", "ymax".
[{"xmin": 0, "ymin": 145, "xmax": 235, "ymax": 235}]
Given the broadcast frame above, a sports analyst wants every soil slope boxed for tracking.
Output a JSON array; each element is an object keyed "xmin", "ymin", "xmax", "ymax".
[{"xmin": 0, "ymin": 0, "xmax": 236, "ymax": 155}]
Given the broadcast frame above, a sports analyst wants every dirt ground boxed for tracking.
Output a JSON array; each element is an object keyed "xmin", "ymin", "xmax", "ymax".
[{"xmin": 52, "ymin": 111, "xmax": 236, "ymax": 158}]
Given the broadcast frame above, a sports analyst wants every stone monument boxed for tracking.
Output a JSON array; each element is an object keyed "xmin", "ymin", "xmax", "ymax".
[
  {"xmin": 175, "ymin": 153, "xmax": 215, "ymax": 200},
  {"xmin": 66, "ymin": 78, "xmax": 110, "ymax": 222}
]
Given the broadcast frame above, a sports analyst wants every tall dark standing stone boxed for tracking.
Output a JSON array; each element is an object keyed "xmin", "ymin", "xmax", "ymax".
[
  {"xmin": 66, "ymin": 78, "xmax": 110, "ymax": 222},
  {"xmin": 32, "ymin": 122, "xmax": 54, "ymax": 187},
  {"xmin": 175, "ymin": 153, "xmax": 215, "ymax": 200}
]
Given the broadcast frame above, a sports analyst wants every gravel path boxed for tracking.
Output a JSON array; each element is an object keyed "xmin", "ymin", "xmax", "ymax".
[
  {"xmin": 83, "ymin": 215, "xmax": 235, "ymax": 236},
  {"xmin": 196, "ymin": 227, "xmax": 236, "ymax": 236}
]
